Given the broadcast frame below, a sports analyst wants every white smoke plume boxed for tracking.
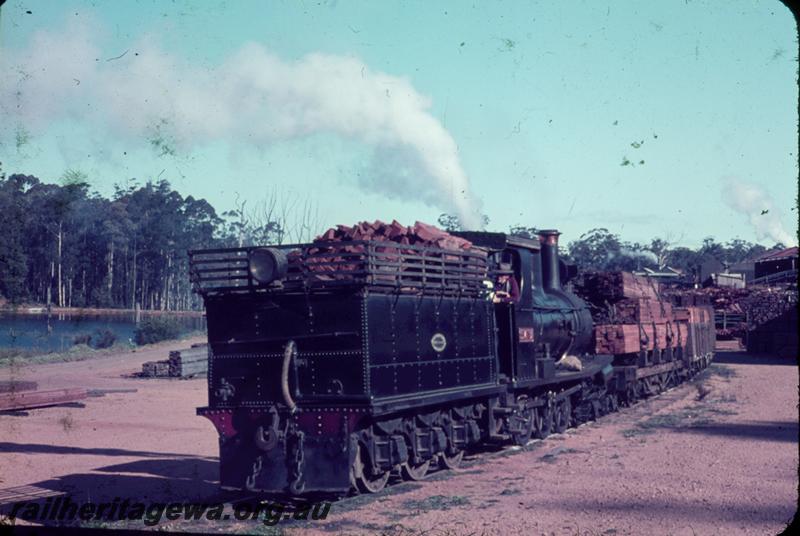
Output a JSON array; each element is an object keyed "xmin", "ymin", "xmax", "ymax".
[
  {"xmin": 619, "ymin": 247, "xmax": 659, "ymax": 264},
  {"xmin": 0, "ymin": 22, "xmax": 483, "ymax": 229},
  {"xmin": 721, "ymin": 178, "xmax": 796, "ymax": 246}
]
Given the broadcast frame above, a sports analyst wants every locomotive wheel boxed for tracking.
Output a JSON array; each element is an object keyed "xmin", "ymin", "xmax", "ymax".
[
  {"xmin": 439, "ymin": 449, "xmax": 464, "ymax": 470},
  {"xmin": 625, "ymin": 385, "xmax": 637, "ymax": 405},
  {"xmin": 534, "ymin": 406, "xmax": 552, "ymax": 439},
  {"xmin": 353, "ymin": 444, "xmax": 390, "ymax": 494},
  {"xmin": 511, "ymin": 406, "xmax": 534, "ymax": 446},
  {"xmin": 554, "ymin": 398, "xmax": 570, "ymax": 434},
  {"xmin": 608, "ymin": 394, "xmax": 619, "ymax": 413},
  {"xmin": 401, "ymin": 459, "xmax": 431, "ymax": 481}
]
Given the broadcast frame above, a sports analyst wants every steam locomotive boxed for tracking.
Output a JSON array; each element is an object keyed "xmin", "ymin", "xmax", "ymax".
[{"xmin": 190, "ymin": 228, "xmax": 714, "ymax": 495}]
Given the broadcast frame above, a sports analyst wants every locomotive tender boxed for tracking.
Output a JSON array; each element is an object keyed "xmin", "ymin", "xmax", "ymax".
[{"xmin": 190, "ymin": 228, "xmax": 714, "ymax": 495}]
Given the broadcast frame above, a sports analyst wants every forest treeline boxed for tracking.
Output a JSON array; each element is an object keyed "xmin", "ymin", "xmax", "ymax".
[
  {"xmin": 440, "ymin": 217, "xmax": 783, "ymax": 276},
  {"xmin": 0, "ymin": 167, "xmax": 319, "ymax": 309},
  {"xmin": 0, "ymin": 168, "xmax": 784, "ymax": 310}
]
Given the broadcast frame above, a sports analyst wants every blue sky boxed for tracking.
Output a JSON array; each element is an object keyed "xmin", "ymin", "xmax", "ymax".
[{"xmin": 0, "ymin": 0, "xmax": 797, "ymax": 247}]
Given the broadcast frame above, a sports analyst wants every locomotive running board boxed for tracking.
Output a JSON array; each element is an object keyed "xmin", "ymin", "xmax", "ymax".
[{"xmin": 369, "ymin": 383, "xmax": 501, "ymax": 416}]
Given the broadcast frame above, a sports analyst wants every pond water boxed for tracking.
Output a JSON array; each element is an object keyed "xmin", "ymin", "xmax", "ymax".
[{"xmin": 0, "ymin": 312, "xmax": 206, "ymax": 353}]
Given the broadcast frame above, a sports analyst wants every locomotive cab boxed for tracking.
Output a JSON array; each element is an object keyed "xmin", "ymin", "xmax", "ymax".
[{"xmin": 454, "ymin": 230, "xmax": 596, "ymax": 388}]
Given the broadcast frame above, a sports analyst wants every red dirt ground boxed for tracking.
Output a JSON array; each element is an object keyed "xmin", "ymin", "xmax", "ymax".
[{"xmin": 0, "ymin": 343, "xmax": 796, "ymax": 535}]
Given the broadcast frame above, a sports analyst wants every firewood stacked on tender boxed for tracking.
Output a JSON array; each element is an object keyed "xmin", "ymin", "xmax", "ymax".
[
  {"xmin": 286, "ymin": 220, "xmax": 486, "ymax": 294},
  {"xmin": 314, "ymin": 220, "xmax": 474, "ymax": 251}
]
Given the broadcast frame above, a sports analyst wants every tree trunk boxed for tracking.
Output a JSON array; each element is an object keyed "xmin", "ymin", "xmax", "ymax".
[
  {"xmin": 107, "ymin": 241, "xmax": 114, "ymax": 300},
  {"xmin": 48, "ymin": 261, "xmax": 54, "ymax": 306},
  {"xmin": 57, "ymin": 221, "xmax": 63, "ymax": 307},
  {"xmin": 131, "ymin": 241, "xmax": 137, "ymax": 310}
]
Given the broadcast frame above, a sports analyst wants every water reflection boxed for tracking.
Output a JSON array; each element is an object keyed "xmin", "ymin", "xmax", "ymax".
[{"xmin": 0, "ymin": 311, "xmax": 205, "ymax": 353}]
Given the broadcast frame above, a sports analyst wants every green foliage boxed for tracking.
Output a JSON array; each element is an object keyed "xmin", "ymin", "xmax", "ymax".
[
  {"xmin": 90, "ymin": 328, "xmax": 117, "ymax": 349},
  {"xmin": 72, "ymin": 333, "xmax": 92, "ymax": 346},
  {"xmin": 508, "ymin": 225, "xmax": 538, "ymax": 239},
  {"xmin": 134, "ymin": 317, "xmax": 183, "ymax": 345},
  {"xmin": 73, "ymin": 329, "xmax": 116, "ymax": 348},
  {"xmin": 0, "ymin": 174, "xmax": 31, "ymax": 302},
  {"xmin": 0, "ymin": 173, "xmax": 224, "ymax": 311},
  {"xmin": 565, "ymin": 229, "xmax": 778, "ymax": 276}
]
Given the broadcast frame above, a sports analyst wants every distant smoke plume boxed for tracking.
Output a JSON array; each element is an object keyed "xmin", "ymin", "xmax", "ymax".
[
  {"xmin": 0, "ymin": 22, "xmax": 483, "ymax": 229},
  {"xmin": 721, "ymin": 178, "xmax": 796, "ymax": 246},
  {"xmin": 619, "ymin": 248, "xmax": 658, "ymax": 264}
]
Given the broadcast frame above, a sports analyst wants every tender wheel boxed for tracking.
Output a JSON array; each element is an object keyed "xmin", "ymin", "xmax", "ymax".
[
  {"xmin": 554, "ymin": 398, "xmax": 570, "ymax": 434},
  {"xmin": 439, "ymin": 449, "xmax": 464, "ymax": 470},
  {"xmin": 401, "ymin": 459, "xmax": 430, "ymax": 481},
  {"xmin": 353, "ymin": 444, "xmax": 389, "ymax": 494}
]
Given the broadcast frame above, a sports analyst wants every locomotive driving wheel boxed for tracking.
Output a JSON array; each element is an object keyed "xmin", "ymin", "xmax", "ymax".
[
  {"xmin": 511, "ymin": 396, "xmax": 534, "ymax": 446},
  {"xmin": 353, "ymin": 443, "xmax": 390, "ymax": 494},
  {"xmin": 534, "ymin": 405, "xmax": 552, "ymax": 439},
  {"xmin": 554, "ymin": 398, "xmax": 571, "ymax": 434}
]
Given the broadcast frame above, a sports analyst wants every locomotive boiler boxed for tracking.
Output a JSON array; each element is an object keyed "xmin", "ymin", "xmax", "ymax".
[{"xmin": 190, "ymin": 224, "xmax": 713, "ymax": 495}]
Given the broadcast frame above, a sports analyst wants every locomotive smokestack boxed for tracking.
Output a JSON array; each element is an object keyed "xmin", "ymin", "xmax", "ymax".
[{"xmin": 539, "ymin": 230, "xmax": 561, "ymax": 290}]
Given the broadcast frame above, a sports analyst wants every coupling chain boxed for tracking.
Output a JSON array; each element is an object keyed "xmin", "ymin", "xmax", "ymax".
[
  {"xmin": 288, "ymin": 429, "xmax": 306, "ymax": 494},
  {"xmin": 245, "ymin": 455, "xmax": 263, "ymax": 491}
]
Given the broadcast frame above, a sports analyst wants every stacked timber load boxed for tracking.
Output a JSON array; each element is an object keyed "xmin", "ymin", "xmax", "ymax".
[
  {"xmin": 141, "ymin": 360, "xmax": 170, "ymax": 377},
  {"xmin": 575, "ymin": 271, "xmax": 685, "ymax": 355},
  {"xmin": 168, "ymin": 345, "xmax": 208, "ymax": 378},
  {"xmin": 740, "ymin": 286, "xmax": 798, "ymax": 329},
  {"xmin": 139, "ymin": 345, "xmax": 209, "ymax": 378},
  {"xmin": 661, "ymin": 284, "xmax": 798, "ymax": 337}
]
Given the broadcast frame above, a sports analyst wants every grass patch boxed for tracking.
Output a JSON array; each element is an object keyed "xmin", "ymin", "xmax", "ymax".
[
  {"xmin": 622, "ymin": 405, "xmax": 729, "ymax": 438},
  {"xmin": 58, "ymin": 413, "xmax": 75, "ymax": 432},
  {"xmin": 0, "ymin": 329, "xmax": 204, "ymax": 368},
  {"xmin": 425, "ymin": 467, "xmax": 484, "ymax": 482},
  {"xmin": 0, "ymin": 342, "xmax": 133, "ymax": 368},
  {"xmin": 540, "ymin": 446, "xmax": 581, "ymax": 463},
  {"xmin": 402, "ymin": 495, "xmax": 470, "ymax": 513},
  {"xmin": 334, "ymin": 482, "xmax": 423, "ymax": 514},
  {"xmin": 499, "ymin": 488, "xmax": 521, "ymax": 496}
]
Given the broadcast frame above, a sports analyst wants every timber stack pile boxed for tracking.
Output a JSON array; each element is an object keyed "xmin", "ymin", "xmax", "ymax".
[
  {"xmin": 741, "ymin": 286, "xmax": 798, "ymax": 329},
  {"xmin": 141, "ymin": 360, "xmax": 170, "ymax": 377},
  {"xmin": 575, "ymin": 271, "xmax": 687, "ymax": 355},
  {"xmin": 661, "ymin": 284, "xmax": 798, "ymax": 334},
  {"xmin": 168, "ymin": 344, "xmax": 208, "ymax": 378},
  {"xmin": 140, "ymin": 344, "xmax": 208, "ymax": 378}
]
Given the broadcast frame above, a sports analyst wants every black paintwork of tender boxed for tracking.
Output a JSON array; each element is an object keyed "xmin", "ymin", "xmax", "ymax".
[{"xmin": 204, "ymin": 289, "xmax": 497, "ymax": 414}]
